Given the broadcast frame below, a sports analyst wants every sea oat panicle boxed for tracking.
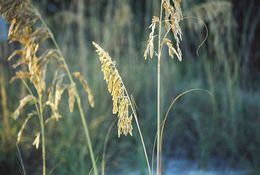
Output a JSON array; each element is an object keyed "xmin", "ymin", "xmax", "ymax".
[
  {"xmin": 144, "ymin": 16, "xmax": 159, "ymax": 60},
  {"xmin": 163, "ymin": 0, "xmax": 183, "ymax": 61},
  {"xmin": 93, "ymin": 42, "xmax": 133, "ymax": 137},
  {"xmin": 1, "ymin": 0, "xmax": 72, "ymax": 141},
  {"xmin": 144, "ymin": 0, "xmax": 183, "ymax": 61}
]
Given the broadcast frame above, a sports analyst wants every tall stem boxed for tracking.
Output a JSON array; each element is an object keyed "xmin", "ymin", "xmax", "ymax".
[
  {"xmin": 127, "ymin": 95, "xmax": 151, "ymax": 175},
  {"xmin": 56, "ymin": 43, "xmax": 98, "ymax": 175},
  {"xmin": 55, "ymin": 42, "xmax": 98, "ymax": 175},
  {"xmin": 37, "ymin": 11, "xmax": 98, "ymax": 175},
  {"xmin": 75, "ymin": 93, "xmax": 98, "ymax": 175},
  {"xmin": 39, "ymin": 94, "xmax": 46, "ymax": 175},
  {"xmin": 121, "ymin": 81, "xmax": 151, "ymax": 175},
  {"xmin": 156, "ymin": 1, "xmax": 163, "ymax": 175}
]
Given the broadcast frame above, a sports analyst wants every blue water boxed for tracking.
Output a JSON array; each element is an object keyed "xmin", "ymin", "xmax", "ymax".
[
  {"xmin": 0, "ymin": 17, "xmax": 8, "ymax": 40},
  {"xmin": 112, "ymin": 159, "xmax": 248, "ymax": 175},
  {"xmin": 164, "ymin": 159, "xmax": 248, "ymax": 175}
]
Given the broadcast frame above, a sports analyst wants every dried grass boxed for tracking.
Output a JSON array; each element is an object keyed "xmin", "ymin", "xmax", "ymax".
[
  {"xmin": 93, "ymin": 42, "xmax": 133, "ymax": 137},
  {"xmin": 0, "ymin": 0, "xmax": 98, "ymax": 174}
]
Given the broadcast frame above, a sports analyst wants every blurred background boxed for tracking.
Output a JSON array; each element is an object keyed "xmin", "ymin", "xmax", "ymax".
[{"xmin": 0, "ymin": 0, "xmax": 259, "ymax": 174}]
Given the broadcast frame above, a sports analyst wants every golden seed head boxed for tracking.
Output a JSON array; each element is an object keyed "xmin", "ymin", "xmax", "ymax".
[
  {"xmin": 2, "ymin": 0, "xmax": 73, "ymax": 144},
  {"xmin": 93, "ymin": 42, "xmax": 133, "ymax": 137},
  {"xmin": 163, "ymin": 0, "xmax": 183, "ymax": 61},
  {"xmin": 144, "ymin": 0, "xmax": 183, "ymax": 61}
]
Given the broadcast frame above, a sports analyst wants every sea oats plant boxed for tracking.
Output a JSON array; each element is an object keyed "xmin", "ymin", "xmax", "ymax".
[
  {"xmin": 0, "ymin": 0, "xmax": 97, "ymax": 174},
  {"xmin": 93, "ymin": 0, "xmax": 183, "ymax": 174},
  {"xmin": 93, "ymin": 42, "xmax": 151, "ymax": 174},
  {"xmin": 144, "ymin": 0, "xmax": 183, "ymax": 174}
]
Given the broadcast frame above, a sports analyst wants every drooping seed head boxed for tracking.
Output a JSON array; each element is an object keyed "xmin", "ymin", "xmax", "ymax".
[{"xmin": 93, "ymin": 42, "xmax": 133, "ymax": 137}]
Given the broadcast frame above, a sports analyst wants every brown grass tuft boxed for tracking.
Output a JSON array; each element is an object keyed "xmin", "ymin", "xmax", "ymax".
[{"xmin": 1, "ymin": 0, "xmax": 98, "ymax": 174}]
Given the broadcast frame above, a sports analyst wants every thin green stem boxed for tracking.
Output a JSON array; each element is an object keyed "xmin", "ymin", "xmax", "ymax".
[
  {"xmin": 21, "ymin": 80, "xmax": 40, "ymax": 115},
  {"xmin": 39, "ymin": 94, "xmax": 46, "ymax": 175},
  {"xmin": 131, "ymin": 107, "xmax": 151, "ymax": 175},
  {"xmin": 156, "ymin": 1, "xmax": 163, "ymax": 175},
  {"xmin": 159, "ymin": 89, "xmax": 212, "ymax": 159},
  {"xmin": 151, "ymin": 132, "xmax": 157, "ymax": 175},
  {"xmin": 20, "ymin": 80, "xmax": 45, "ymax": 175},
  {"xmin": 36, "ymin": 11, "xmax": 98, "ymax": 175},
  {"xmin": 21, "ymin": 79, "xmax": 46, "ymax": 175},
  {"xmin": 101, "ymin": 121, "xmax": 115, "ymax": 175},
  {"xmin": 123, "ymin": 87, "xmax": 151, "ymax": 175},
  {"xmin": 75, "ymin": 93, "xmax": 98, "ymax": 175}
]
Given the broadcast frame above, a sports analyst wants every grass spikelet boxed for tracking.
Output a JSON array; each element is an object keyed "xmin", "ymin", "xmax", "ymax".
[
  {"xmin": 93, "ymin": 42, "xmax": 133, "ymax": 137},
  {"xmin": 32, "ymin": 132, "xmax": 40, "ymax": 149},
  {"xmin": 162, "ymin": 0, "xmax": 183, "ymax": 61},
  {"xmin": 54, "ymin": 77, "xmax": 67, "ymax": 110},
  {"xmin": 163, "ymin": 38, "xmax": 181, "ymax": 60},
  {"xmin": 12, "ymin": 95, "xmax": 36, "ymax": 120},
  {"xmin": 17, "ymin": 114, "xmax": 33, "ymax": 143},
  {"xmin": 73, "ymin": 72, "xmax": 95, "ymax": 108},
  {"xmin": 68, "ymin": 84, "xmax": 76, "ymax": 112},
  {"xmin": 145, "ymin": 0, "xmax": 183, "ymax": 61},
  {"xmin": 144, "ymin": 16, "xmax": 159, "ymax": 60}
]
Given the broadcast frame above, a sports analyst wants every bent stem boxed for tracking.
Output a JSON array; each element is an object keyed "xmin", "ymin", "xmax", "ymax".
[
  {"xmin": 36, "ymin": 11, "xmax": 98, "ymax": 175},
  {"xmin": 159, "ymin": 89, "xmax": 213, "ymax": 159}
]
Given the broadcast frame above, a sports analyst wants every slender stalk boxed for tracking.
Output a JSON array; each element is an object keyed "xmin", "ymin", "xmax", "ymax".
[
  {"xmin": 122, "ymin": 85, "xmax": 151, "ymax": 175},
  {"xmin": 16, "ymin": 144, "xmax": 27, "ymax": 175},
  {"xmin": 39, "ymin": 94, "xmax": 46, "ymax": 175},
  {"xmin": 21, "ymin": 80, "xmax": 41, "ymax": 115},
  {"xmin": 156, "ymin": 1, "xmax": 163, "ymax": 175},
  {"xmin": 101, "ymin": 121, "xmax": 115, "ymax": 175},
  {"xmin": 36, "ymin": 12, "xmax": 98, "ymax": 175},
  {"xmin": 131, "ymin": 105, "xmax": 151, "ymax": 175},
  {"xmin": 21, "ymin": 79, "xmax": 44, "ymax": 174},
  {"xmin": 53, "ymin": 40, "xmax": 98, "ymax": 175},
  {"xmin": 75, "ymin": 93, "xmax": 98, "ymax": 175},
  {"xmin": 159, "ymin": 89, "xmax": 212, "ymax": 161},
  {"xmin": 55, "ymin": 41, "xmax": 98, "ymax": 175}
]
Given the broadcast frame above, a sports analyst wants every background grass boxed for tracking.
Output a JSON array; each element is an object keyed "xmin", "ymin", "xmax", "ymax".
[{"xmin": 0, "ymin": 0, "xmax": 259, "ymax": 174}]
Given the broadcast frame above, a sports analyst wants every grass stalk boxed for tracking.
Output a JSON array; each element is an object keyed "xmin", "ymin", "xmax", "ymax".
[
  {"xmin": 101, "ymin": 121, "xmax": 115, "ymax": 175},
  {"xmin": 21, "ymin": 80, "xmax": 44, "ymax": 174},
  {"xmin": 123, "ymin": 85, "xmax": 152, "ymax": 175},
  {"xmin": 36, "ymin": 11, "xmax": 98, "ymax": 175},
  {"xmin": 156, "ymin": 1, "xmax": 163, "ymax": 174},
  {"xmin": 38, "ymin": 94, "xmax": 46, "ymax": 175},
  {"xmin": 159, "ymin": 89, "xmax": 212, "ymax": 156}
]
